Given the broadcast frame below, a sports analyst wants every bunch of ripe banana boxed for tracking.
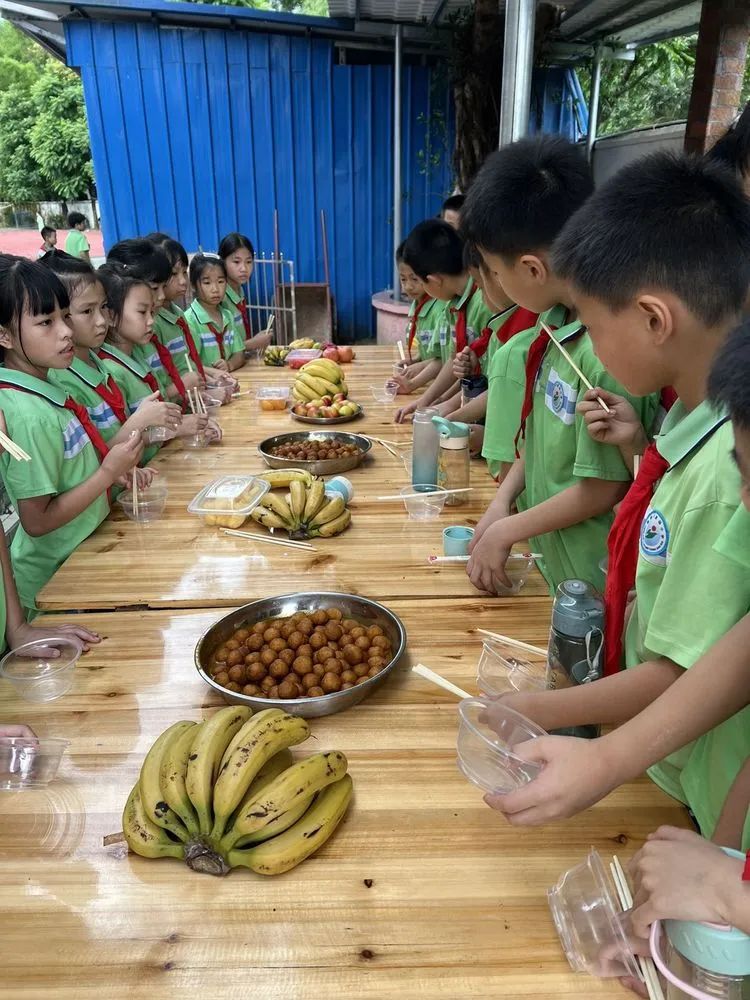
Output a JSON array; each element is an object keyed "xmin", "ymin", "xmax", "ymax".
[
  {"xmin": 251, "ymin": 468, "xmax": 351, "ymax": 539},
  {"xmin": 262, "ymin": 345, "xmax": 290, "ymax": 367},
  {"xmin": 292, "ymin": 358, "xmax": 349, "ymax": 404},
  {"xmin": 122, "ymin": 706, "xmax": 353, "ymax": 876},
  {"xmin": 288, "ymin": 337, "xmax": 321, "ymax": 350}
]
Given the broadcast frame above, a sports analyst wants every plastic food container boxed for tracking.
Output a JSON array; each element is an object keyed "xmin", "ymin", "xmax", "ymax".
[
  {"xmin": 117, "ymin": 481, "xmax": 168, "ymax": 523},
  {"xmin": 188, "ymin": 475, "xmax": 270, "ymax": 529},
  {"xmin": 287, "ymin": 349, "xmax": 322, "ymax": 369},
  {"xmin": 476, "ymin": 643, "xmax": 547, "ymax": 698},
  {"xmin": 548, "ymin": 849, "xmax": 640, "ymax": 979},
  {"xmin": 0, "ymin": 736, "xmax": 70, "ymax": 789},
  {"xmin": 370, "ymin": 381, "xmax": 399, "ymax": 403},
  {"xmin": 400, "ymin": 484, "xmax": 448, "ymax": 520},
  {"xmin": 456, "ymin": 697, "xmax": 545, "ymax": 793},
  {"xmin": 0, "ymin": 637, "xmax": 82, "ymax": 702},
  {"xmin": 256, "ymin": 386, "xmax": 290, "ymax": 412}
]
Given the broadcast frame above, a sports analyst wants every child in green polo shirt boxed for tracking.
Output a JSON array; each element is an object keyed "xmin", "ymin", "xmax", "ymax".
[
  {"xmin": 489, "ymin": 152, "xmax": 750, "ymax": 847},
  {"xmin": 185, "ymin": 255, "xmax": 245, "ymax": 372},
  {"xmin": 392, "ymin": 242, "xmax": 444, "ymax": 394},
  {"xmin": 464, "ymin": 136, "xmax": 655, "ymax": 595},
  {"xmin": 0, "ymin": 256, "xmax": 143, "ymax": 612},
  {"xmin": 218, "ymin": 232, "xmax": 273, "ymax": 355},
  {"xmin": 395, "ymin": 220, "xmax": 493, "ymax": 423},
  {"xmin": 64, "ymin": 212, "xmax": 90, "ymax": 261}
]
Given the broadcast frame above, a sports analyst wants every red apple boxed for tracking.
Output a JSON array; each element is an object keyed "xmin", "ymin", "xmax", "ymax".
[
  {"xmin": 320, "ymin": 406, "xmax": 337, "ymax": 418},
  {"xmin": 321, "ymin": 395, "xmax": 333, "ymax": 406},
  {"xmin": 322, "ymin": 346, "xmax": 340, "ymax": 362},
  {"xmin": 292, "ymin": 403, "xmax": 307, "ymax": 415},
  {"xmin": 338, "ymin": 346, "xmax": 354, "ymax": 363},
  {"xmin": 333, "ymin": 392, "xmax": 346, "ymax": 402}
]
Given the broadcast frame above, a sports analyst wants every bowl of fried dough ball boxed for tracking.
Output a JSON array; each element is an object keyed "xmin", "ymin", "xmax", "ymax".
[{"xmin": 195, "ymin": 592, "xmax": 406, "ymax": 718}]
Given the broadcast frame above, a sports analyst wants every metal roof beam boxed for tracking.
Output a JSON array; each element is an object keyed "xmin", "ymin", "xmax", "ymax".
[{"xmin": 567, "ymin": 0, "xmax": 696, "ymax": 42}]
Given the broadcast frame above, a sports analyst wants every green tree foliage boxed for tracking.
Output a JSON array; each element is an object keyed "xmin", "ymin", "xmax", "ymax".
[{"xmin": 29, "ymin": 62, "xmax": 94, "ymax": 199}]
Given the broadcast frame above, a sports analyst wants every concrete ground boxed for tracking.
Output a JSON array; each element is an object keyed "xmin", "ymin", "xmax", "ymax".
[{"xmin": 0, "ymin": 228, "xmax": 105, "ymax": 258}]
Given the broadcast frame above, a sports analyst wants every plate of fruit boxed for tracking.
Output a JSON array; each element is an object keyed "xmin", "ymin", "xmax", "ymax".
[
  {"xmin": 291, "ymin": 396, "xmax": 363, "ymax": 424},
  {"xmin": 291, "ymin": 358, "xmax": 361, "ymax": 423}
]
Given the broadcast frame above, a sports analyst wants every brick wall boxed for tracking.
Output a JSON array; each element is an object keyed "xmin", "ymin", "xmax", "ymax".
[{"xmin": 685, "ymin": 0, "xmax": 750, "ymax": 154}]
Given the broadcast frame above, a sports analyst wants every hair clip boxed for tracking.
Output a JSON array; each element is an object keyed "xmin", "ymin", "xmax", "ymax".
[{"xmin": 202, "ymin": 252, "xmax": 221, "ymax": 260}]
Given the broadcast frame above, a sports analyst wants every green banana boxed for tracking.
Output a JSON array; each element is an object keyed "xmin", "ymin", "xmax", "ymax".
[
  {"xmin": 211, "ymin": 711, "xmax": 310, "ymax": 841},
  {"xmin": 310, "ymin": 509, "xmax": 351, "ymax": 538},
  {"xmin": 227, "ymin": 774, "xmax": 353, "ymax": 876},
  {"xmin": 257, "ymin": 468, "xmax": 313, "ymax": 489},
  {"xmin": 302, "ymin": 479, "xmax": 326, "ymax": 522},
  {"xmin": 290, "ymin": 480, "xmax": 307, "ymax": 524},
  {"xmin": 122, "ymin": 784, "xmax": 185, "ymax": 861},
  {"xmin": 159, "ymin": 721, "xmax": 201, "ymax": 836},
  {"xmin": 139, "ymin": 720, "xmax": 195, "ymax": 842},
  {"xmin": 309, "ymin": 495, "xmax": 345, "ymax": 528},
  {"xmin": 221, "ymin": 750, "xmax": 347, "ymax": 850},
  {"xmin": 185, "ymin": 706, "xmax": 252, "ymax": 836}
]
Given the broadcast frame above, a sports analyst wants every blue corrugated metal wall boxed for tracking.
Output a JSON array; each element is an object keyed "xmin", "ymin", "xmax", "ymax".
[{"xmin": 65, "ymin": 22, "xmax": 455, "ymax": 339}]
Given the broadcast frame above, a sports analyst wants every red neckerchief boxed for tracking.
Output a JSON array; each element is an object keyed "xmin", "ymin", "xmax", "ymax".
[
  {"xmin": 235, "ymin": 296, "xmax": 252, "ymax": 340},
  {"xmin": 406, "ymin": 295, "xmax": 429, "ymax": 360},
  {"xmin": 471, "ymin": 307, "xmax": 540, "ymax": 362},
  {"xmin": 149, "ymin": 335, "xmax": 187, "ymax": 407},
  {"xmin": 0, "ymin": 383, "xmax": 109, "ymax": 464},
  {"xmin": 97, "ymin": 376, "xmax": 128, "ymax": 426},
  {"xmin": 207, "ymin": 323, "xmax": 226, "ymax": 360},
  {"xmin": 451, "ymin": 282, "xmax": 479, "ymax": 354},
  {"xmin": 175, "ymin": 317, "xmax": 206, "ymax": 379},
  {"xmin": 98, "ymin": 348, "xmax": 160, "ymax": 395}
]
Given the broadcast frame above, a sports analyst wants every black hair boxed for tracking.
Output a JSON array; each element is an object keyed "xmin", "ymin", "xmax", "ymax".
[
  {"xmin": 402, "ymin": 220, "xmax": 464, "ymax": 281},
  {"xmin": 97, "ymin": 261, "xmax": 151, "ymax": 327},
  {"xmin": 146, "ymin": 232, "xmax": 189, "ymax": 269},
  {"xmin": 218, "ymin": 232, "xmax": 255, "ymax": 260},
  {"xmin": 706, "ymin": 102, "xmax": 750, "ymax": 179},
  {"xmin": 553, "ymin": 151, "xmax": 750, "ymax": 327},
  {"xmin": 708, "ymin": 320, "xmax": 750, "ymax": 428},
  {"xmin": 107, "ymin": 238, "xmax": 172, "ymax": 284},
  {"xmin": 40, "ymin": 252, "xmax": 98, "ymax": 298},
  {"xmin": 463, "ymin": 240, "xmax": 481, "ymax": 270},
  {"xmin": 442, "ymin": 194, "xmax": 465, "ymax": 214},
  {"xmin": 67, "ymin": 211, "xmax": 87, "ymax": 228},
  {"xmin": 189, "ymin": 253, "xmax": 227, "ymax": 290},
  {"xmin": 40, "ymin": 226, "xmax": 56, "ymax": 240},
  {"xmin": 460, "ymin": 136, "xmax": 593, "ymax": 258},
  {"xmin": 0, "ymin": 254, "xmax": 69, "ymax": 335},
  {"xmin": 395, "ymin": 240, "xmax": 405, "ymax": 263}
]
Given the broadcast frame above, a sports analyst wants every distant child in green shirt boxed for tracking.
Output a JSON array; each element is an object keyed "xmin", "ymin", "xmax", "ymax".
[
  {"xmin": 0, "ymin": 256, "xmax": 142, "ymax": 612},
  {"xmin": 464, "ymin": 136, "xmax": 655, "ymax": 595},
  {"xmin": 64, "ymin": 212, "xmax": 90, "ymax": 261},
  {"xmin": 184, "ymin": 254, "xmax": 246, "ymax": 372},
  {"xmin": 491, "ymin": 152, "xmax": 750, "ymax": 847},
  {"xmin": 218, "ymin": 232, "xmax": 272, "ymax": 355},
  {"xmin": 392, "ymin": 240, "xmax": 443, "ymax": 392}
]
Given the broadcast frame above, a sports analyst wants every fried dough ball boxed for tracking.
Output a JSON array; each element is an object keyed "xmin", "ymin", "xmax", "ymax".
[
  {"xmin": 371, "ymin": 635, "xmax": 390, "ymax": 651},
  {"xmin": 302, "ymin": 673, "xmax": 319, "ymax": 691},
  {"xmin": 367, "ymin": 625, "xmax": 384, "ymax": 639},
  {"xmin": 368, "ymin": 665, "xmax": 382, "ymax": 677},
  {"xmin": 354, "ymin": 635, "xmax": 371, "ymax": 651},
  {"xmin": 355, "ymin": 675, "xmax": 370, "ymax": 685},
  {"xmin": 245, "ymin": 651, "xmax": 261, "ymax": 665},
  {"xmin": 313, "ymin": 663, "xmax": 325, "ymax": 678},
  {"xmin": 325, "ymin": 607, "xmax": 343, "ymax": 621},
  {"xmin": 341, "ymin": 669, "xmax": 357, "ymax": 685},
  {"xmin": 350, "ymin": 626, "xmax": 366, "ymax": 640},
  {"xmin": 341, "ymin": 682, "xmax": 353, "ymax": 690},
  {"xmin": 214, "ymin": 670, "xmax": 230, "ymax": 687},
  {"xmin": 292, "ymin": 655, "xmax": 313, "ymax": 676},
  {"xmin": 267, "ymin": 685, "xmax": 280, "ymax": 700},
  {"xmin": 342, "ymin": 644, "xmax": 362, "ymax": 665},
  {"xmin": 261, "ymin": 675, "xmax": 276, "ymax": 692},
  {"xmin": 267, "ymin": 637, "xmax": 285, "ymax": 654},
  {"xmin": 243, "ymin": 683, "xmax": 261, "ymax": 696},
  {"xmin": 228, "ymin": 664, "xmax": 245, "ymax": 684},
  {"xmin": 260, "ymin": 648, "xmax": 276, "ymax": 667},
  {"xmin": 251, "ymin": 622, "xmax": 266, "ymax": 635},
  {"xmin": 342, "ymin": 619, "xmax": 359, "ymax": 633},
  {"xmin": 297, "ymin": 618, "xmax": 314, "ymax": 636},
  {"xmin": 247, "ymin": 634, "xmax": 264, "ymax": 652},
  {"xmin": 321, "ymin": 672, "xmax": 341, "ymax": 693},
  {"xmin": 325, "ymin": 659, "xmax": 344, "ymax": 675},
  {"xmin": 312, "ymin": 610, "xmax": 328, "ymax": 625},
  {"xmin": 287, "ymin": 630, "xmax": 305, "ymax": 650},
  {"xmin": 298, "ymin": 643, "xmax": 313, "ymax": 659},
  {"xmin": 234, "ymin": 628, "xmax": 250, "ymax": 642},
  {"xmin": 368, "ymin": 655, "xmax": 386, "ymax": 670},
  {"xmin": 278, "ymin": 679, "xmax": 300, "ymax": 700},
  {"xmin": 280, "ymin": 622, "xmax": 295, "ymax": 639},
  {"xmin": 263, "ymin": 627, "xmax": 281, "ymax": 642},
  {"xmin": 225, "ymin": 681, "xmax": 241, "ymax": 692},
  {"xmin": 308, "ymin": 686, "xmax": 324, "ymax": 698},
  {"xmin": 215, "ymin": 645, "xmax": 229, "ymax": 663},
  {"xmin": 353, "ymin": 663, "xmax": 369, "ymax": 678},
  {"xmin": 248, "ymin": 662, "xmax": 266, "ymax": 682},
  {"xmin": 226, "ymin": 638, "xmax": 240, "ymax": 651},
  {"xmin": 269, "ymin": 659, "xmax": 289, "ymax": 680},
  {"xmin": 325, "ymin": 622, "xmax": 344, "ymax": 642},
  {"xmin": 315, "ymin": 646, "xmax": 335, "ymax": 665},
  {"xmin": 310, "ymin": 631, "xmax": 327, "ymax": 651}
]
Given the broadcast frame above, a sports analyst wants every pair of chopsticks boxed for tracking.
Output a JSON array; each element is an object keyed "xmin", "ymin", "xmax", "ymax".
[
  {"xmin": 610, "ymin": 856, "xmax": 665, "ymax": 1000},
  {"xmin": 0, "ymin": 430, "xmax": 31, "ymax": 462},
  {"xmin": 362, "ymin": 435, "xmax": 401, "ymax": 460},
  {"xmin": 412, "ymin": 663, "xmax": 471, "ymax": 699},
  {"xmin": 476, "ymin": 629, "xmax": 547, "ymax": 656},
  {"xmin": 428, "ymin": 551, "xmax": 543, "ymax": 564},
  {"xmin": 373, "ymin": 487, "xmax": 473, "ymax": 501},
  {"xmin": 220, "ymin": 527, "xmax": 317, "ymax": 552},
  {"xmin": 540, "ymin": 321, "xmax": 611, "ymax": 415},
  {"xmin": 132, "ymin": 468, "xmax": 139, "ymax": 517},
  {"xmin": 183, "ymin": 354, "xmax": 207, "ymax": 415}
]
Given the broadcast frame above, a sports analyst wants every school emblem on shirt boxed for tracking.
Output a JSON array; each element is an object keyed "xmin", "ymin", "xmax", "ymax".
[
  {"xmin": 544, "ymin": 367, "xmax": 577, "ymax": 425},
  {"xmin": 640, "ymin": 508, "xmax": 669, "ymax": 565}
]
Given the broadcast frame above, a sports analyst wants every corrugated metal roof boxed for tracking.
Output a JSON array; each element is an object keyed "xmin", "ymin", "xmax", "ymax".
[{"xmin": 326, "ymin": 0, "xmax": 467, "ymax": 25}]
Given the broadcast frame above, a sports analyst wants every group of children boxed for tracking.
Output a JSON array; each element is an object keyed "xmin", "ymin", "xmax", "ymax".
[{"xmin": 395, "ymin": 139, "xmax": 750, "ymax": 948}]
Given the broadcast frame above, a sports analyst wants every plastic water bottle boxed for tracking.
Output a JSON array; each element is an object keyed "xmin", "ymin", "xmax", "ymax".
[
  {"xmin": 432, "ymin": 416, "xmax": 470, "ymax": 505},
  {"xmin": 547, "ymin": 579, "xmax": 604, "ymax": 739},
  {"xmin": 411, "ymin": 407, "xmax": 440, "ymax": 486}
]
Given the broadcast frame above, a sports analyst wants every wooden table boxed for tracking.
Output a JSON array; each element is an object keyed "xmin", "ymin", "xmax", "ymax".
[
  {"xmin": 38, "ymin": 347, "xmax": 549, "ymax": 612},
  {"xmin": 0, "ymin": 602, "xmax": 688, "ymax": 1000}
]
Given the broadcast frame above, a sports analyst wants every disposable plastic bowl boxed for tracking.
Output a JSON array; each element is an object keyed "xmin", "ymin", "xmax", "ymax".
[
  {"xmin": 400, "ymin": 484, "xmax": 448, "ymax": 520},
  {"xmin": 496, "ymin": 554, "xmax": 536, "ymax": 596},
  {"xmin": 0, "ymin": 737, "xmax": 70, "ymax": 789},
  {"xmin": 456, "ymin": 697, "xmax": 545, "ymax": 793},
  {"xmin": 476, "ymin": 643, "xmax": 547, "ymax": 698},
  {"xmin": 199, "ymin": 391, "xmax": 223, "ymax": 420},
  {"xmin": 370, "ymin": 382, "xmax": 399, "ymax": 403},
  {"xmin": 0, "ymin": 637, "xmax": 82, "ymax": 703},
  {"xmin": 183, "ymin": 429, "xmax": 210, "ymax": 449},
  {"xmin": 548, "ymin": 849, "xmax": 640, "ymax": 979},
  {"xmin": 117, "ymin": 482, "xmax": 168, "ymax": 523}
]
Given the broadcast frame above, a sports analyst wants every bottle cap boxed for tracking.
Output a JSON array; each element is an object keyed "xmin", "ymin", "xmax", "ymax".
[{"xmin": 551, "ymin": 579, "xmax": 604, "ymax": 638}]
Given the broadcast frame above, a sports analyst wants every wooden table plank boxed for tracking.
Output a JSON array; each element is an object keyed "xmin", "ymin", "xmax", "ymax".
[
  {"xmin": 37, "ymin": 348, "xmax": 553, "ymax": 612},
  {"xmin": 0, "ymin": 601, "xmax": 689, "ymax": 999}
]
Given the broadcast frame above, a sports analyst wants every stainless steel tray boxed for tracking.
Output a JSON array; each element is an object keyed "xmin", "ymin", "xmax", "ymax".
[{"xmin": 258, "ymin": 431, "xmax": 371, "ymax": 476}]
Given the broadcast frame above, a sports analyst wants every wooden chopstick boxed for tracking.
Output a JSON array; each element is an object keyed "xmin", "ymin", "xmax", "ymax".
[
  {"xmin": 397, "ymin": 340, "xmax": 406, "ymax": 362},
  {"xmin": 428, "ymin": 552, "xmax": 542, "ymax": 564},
  {"xmin": 476, "ymin": 629, "xmax": 547, "ymax": 656},
  {"xmin": 373, "ymin": 487, "xmax": 472, "ymax": 501},
  {"xmin": 220, "ymin": 528, "xmax": 317, "ymax": 551},
  {"xmin": 412, "ymin": 663, "xmax": 471, "ymax": 699},
  {"xmin": 610, "ymin": 857, "xmax": 665, "ymax": 1000},
  {"xmin": 539, "ymin": 321, "xmax": 611, "ymax": 414},
  {"xmin": 0, "ymin": 430, "xmax": 31, "ymax": 462},
  {"xmin": 132, "ymin": 468, "xmax": 139, "ymax": 518}
]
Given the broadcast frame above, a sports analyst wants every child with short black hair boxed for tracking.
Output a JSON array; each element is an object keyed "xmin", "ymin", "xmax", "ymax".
[
  {"xmin": 441, "ymin": 193, "xmax": 465, "ymax": 230},
  {"xmin": 37, "ymin": 226, "xmax": 57, "ymax": 259},
  {"xmin": 218, "ymin": 232, "xmax": 272, "ymax": 355},
  {"xmin": 184, "ymin": 254, "xmax": 246, "ymax": 372},
  {"xmin": 394, "ymin": 240, "xmax": 443, "ymax": 388},
  {"xmin": 465, "ymin": 136, "xmax": 656, "ymax": 594},
  {"xmin": 64, "ymin": 212, "xmax": 90, "ymax": 261}
]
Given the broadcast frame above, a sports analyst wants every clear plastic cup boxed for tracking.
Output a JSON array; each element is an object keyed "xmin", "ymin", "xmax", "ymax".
[
  {"xmin": 476, "ymin": 643, "xmax": 547, "ymax": 698},
  {"xmin": 199, "ymin": 391, "xmax": 223, "ymax": 420},
  {"xmin": 456, "ymin": 696, "xmax": 545, "ymax": 793},
  {"xmin": 400, "ymin": 448, "xmax": 412, "ymax": 475},
  {"xmin": 371, "ymin": 382, "xmax": 399, "ymax": 403},
  {"xmin": 400, "ymin": 484, "xmax": 448, "ymax": 520},
  {"xmin": 0, "ymin": 637, "xmax": 82, "ymax": 702},
  {"xmin": 183, "ymin": 429, "xmax": 210, "ymax": 449},
  {"xmin": 145, "ymin": 425, "xmax": 175, "ymax": 444},
  {"xmin": 548, "ymin": 849, "xmax": 640, "ymax": 979},
  {"xmin": 117, "ymin": 481, "xmax": 168, "ymax": 523},
  {"xmin": 496, "ymin": 554, "xmax": 536, "ymax": 595},
  {"xmin": 0, "ymin": 737, "xmax": 69, "ymax": 789}
]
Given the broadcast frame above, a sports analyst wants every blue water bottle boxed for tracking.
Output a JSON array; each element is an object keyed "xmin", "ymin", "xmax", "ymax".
[{"xmin": 411, "ymin": 406, "xmax": 440, "ymax": 486}]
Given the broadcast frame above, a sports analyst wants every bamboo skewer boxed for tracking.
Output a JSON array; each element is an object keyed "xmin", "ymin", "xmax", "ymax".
[
  {"xmin": 412, "ymin": 663, "xmax": 471, "ymax": 700},
  {"xmin": 397, "ymin": 340, "xmax": 406, "ymax": 362},
  {"xmin": 476, "ymin": 629, "xmax": 547, "ymax": 656},
  {"xmin": 428, "ymin": 552, "xmax": 543, "ymax": 564},
  {"xmin": 0, "ymin": 430, "xmax": 31, "ymax": 462},
  {"xmin": 373, "ymin": 487, "xmax": 473, "ymax": 501},
  {"xmin": 539, "ymin": 321, "xmax": 612, "ymax": 414},
  {"xmin": 610, "ymin": 857, "xmax": 665, "ymax": 1000},
  {"xmin": 132, "ymin": 468, "xmax": 139, "ymax": 518},
  {"xmin": 220, "ymin": 528, "xmax": 317, "ymax": 552}
]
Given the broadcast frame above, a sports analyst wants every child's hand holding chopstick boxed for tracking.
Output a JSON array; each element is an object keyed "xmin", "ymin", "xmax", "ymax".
[{"xmin": 577, "ymin": 387, "xmax": 650, "ymax": 451}]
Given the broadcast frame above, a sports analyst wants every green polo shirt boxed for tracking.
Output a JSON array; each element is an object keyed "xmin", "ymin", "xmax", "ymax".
[
  {"xmin": 132, "ymin": 340, "xmax": 172, "ymax": 400},
  {"xmin": 518, "ymin": 321, "xmax": 659, "ymax": 594},
  {"xmin": 64, "ymin": 229, "xmax": 89, "ymax": 259},
  {"xmin": 49, "ymin": 354, "xmax": 124, "ymax": 444},
  {"xmin": 624, "ymin": 403, "xmax": 750, "ymax": 845},
  {"xmin": 222, "ymin": 284, "xmax": 248, "ymax": 345},
  {"xmin": 476, "ymin": 305, "xmax": 517, "ymax": 378},
  {"xmin": 482, "ymin": 304, "xmax": 566, "ymax": 477},
  {"xmin": 424, "ymin": 279, "xmax": 493, "ymax": 364},
  {"xmin": 97, "ymin": 345, "xmax": 159, "ymax": 463},
  {"xmin": 184, "ymin": 300, "xmax": 242, "ymax": 367},
  {"xmin": 154, "ymin": 305, "xmax": 192, "ymax": 376},
  {"xmin": 0, "ymin": 369, "xmax": 108, "ymax": 612},
  {"xmin": 404, "ymin": 296, "xmax": 444, "ymax": 362}
]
